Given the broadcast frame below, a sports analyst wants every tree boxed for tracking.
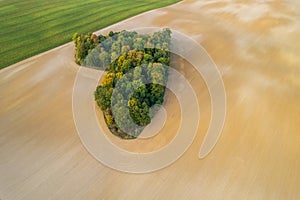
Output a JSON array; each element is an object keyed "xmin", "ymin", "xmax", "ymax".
[
  {"xmin": 72, "ymin": 32, "xmax": 100, "ymax": 65},
  {"xmin": 108, "ymin": 31, "xmax": 114, "ymax": 37},
  {"xmin": 104, "ymin": 111, "xmax": 114, "ymax": 126},
  {"xmin": 99, "ymin": 51, "xmax": 110, "ymax": 69},
  {"xmin": 102, "ymin": 73, "xmax": 115, "ymax": 87},
  {"xmin": 95, "ymin": 86, "xmax": 112, "ymax": 111}
]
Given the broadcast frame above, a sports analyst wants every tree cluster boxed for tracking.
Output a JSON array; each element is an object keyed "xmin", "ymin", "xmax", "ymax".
[
  {"xmin": 74, "ymin": 29, "xmax": 172, "ymax": 139},
  {"xmin": 72, "ymin": 31, "xmax": 118, "ymax": 65}
]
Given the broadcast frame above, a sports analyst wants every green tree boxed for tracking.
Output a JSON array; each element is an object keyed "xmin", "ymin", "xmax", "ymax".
[
  {"xmin": 95, "ymin": 86, "xmax": 112, "ymax": 111},
  {"xmin": 92, "ymin": 29, "xmax": 172, "ymax": 139},
  {"xmin": 99, "ymin": 51, "xmax": 110, "ymax": 69}
]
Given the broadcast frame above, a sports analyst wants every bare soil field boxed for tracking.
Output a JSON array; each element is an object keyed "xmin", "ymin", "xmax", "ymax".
[{"xmin": 0, "ymin": 0, "xmax": 300, "ymax": 199}]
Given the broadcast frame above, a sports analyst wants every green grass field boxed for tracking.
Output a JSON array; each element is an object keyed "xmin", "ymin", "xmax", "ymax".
[{"xmin": 0, "ymin": 0, "xmax": 180, "ymax": 69}]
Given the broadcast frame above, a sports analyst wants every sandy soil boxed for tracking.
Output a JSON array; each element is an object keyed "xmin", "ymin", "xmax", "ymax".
[{"xmin": 1, "ymin": 0, "xmax": 300, "ymax": 199}]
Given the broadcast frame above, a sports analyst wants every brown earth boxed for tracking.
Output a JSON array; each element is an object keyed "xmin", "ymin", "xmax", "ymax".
[{"xmin": 0, "ymin": 0, "xmax": 300, "ymax": 199}]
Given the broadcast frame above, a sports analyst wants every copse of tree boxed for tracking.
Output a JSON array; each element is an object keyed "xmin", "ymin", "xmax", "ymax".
[
  {"xmin": 74, "ymin": 29, "xmax": 172, "ymax": 139},
  {"xmin": 72, "ymin": 32, "xmax": 98, "ymax": 65},
  {"xmin": 72, "ymin": 31, "xmax": 119, "ymax": 65}
]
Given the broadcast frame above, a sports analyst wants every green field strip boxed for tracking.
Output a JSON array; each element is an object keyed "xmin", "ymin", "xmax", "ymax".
[
  {"xmin": 0, "ymin": 3, "xmax": 153, "ymax": 48},
  {"xmin": 0, "ymin": 0, "xmax": 180, "ymax": 69},
  {"xmin": 0, "ymin": 0, "xmax": 113, "ymax": 33}
]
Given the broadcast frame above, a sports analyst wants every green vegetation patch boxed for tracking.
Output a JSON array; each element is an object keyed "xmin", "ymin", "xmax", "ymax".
[
  {"xmin": 72, "ymin": 29, "xmax": 171, "ymax": 139},
  {"xmin": 0, "ymin": 0, "xmax": 180, "ymax": 69}
]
